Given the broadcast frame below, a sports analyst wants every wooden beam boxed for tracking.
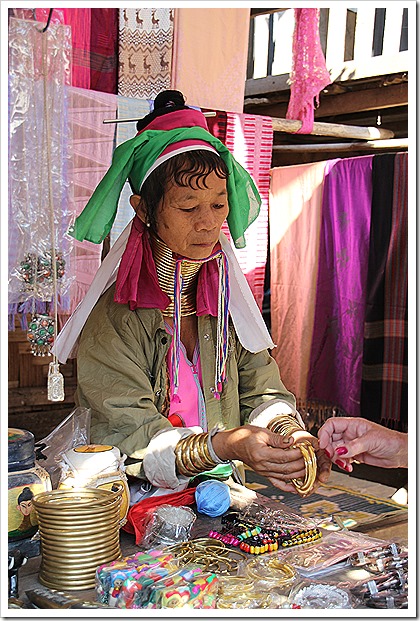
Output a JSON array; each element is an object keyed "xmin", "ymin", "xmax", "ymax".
[
  {"xmin": 272, "ymin": 138, "xmax": 407, "ymax": 153},
  {"xmin": 244, "ymin": 82, "xmax": 408, "ymax": 119},
  {"xmin": 271, "ymin": 117, "xmax": 394, "ymax": 140}
]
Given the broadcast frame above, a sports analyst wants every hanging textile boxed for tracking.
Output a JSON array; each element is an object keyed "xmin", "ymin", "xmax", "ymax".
[
  {"xmin": 89, "ymin": 8, "xmax": 119, "ymax": 94},
  {"xmin": 203, "ymin": 110, "xmax": 228, "ymax": 144},
  {"xmin": 67, "ymin": 87, "xmax": 117, "ymax": 315},
  {"xmin": 110, "ymin": 96, "xmax": 152, "ymax": 245},
  {"xmin": 118, "ymin": 8, "xmax": 173, "ymax": 99},
  {"xmin": 223, "ymin": 113, "xmax": 273, "ymax": 309},
  {"xmin": 269, "ymin": 161, "xmax": 329, "ymax": 420},
  {"xmin": 171, "ymin": 8, "xmax": 250, "ymax": 113},
  {"xmin": 286, "ymin": 8, "xmax": 331, "ymax": 133},
  {"xmin": 361, "ymin": 153, "xmax": 408, "ymax": 432},
  {"xmin": 35, "ymin": 8, "xmax": 92, "ymax": 90},
  {"xmin": 8, "ymin": 17, "xmax": 74, "ymax": 330},
  {"xmin": 307, "ymin": 156, "xmax": 374, "ymax": 420}
]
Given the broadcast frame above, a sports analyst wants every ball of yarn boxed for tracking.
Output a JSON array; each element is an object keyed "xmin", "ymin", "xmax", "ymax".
[{"xmin": 195, "ymin": 480, "xmax": 231, "ymax": 517}]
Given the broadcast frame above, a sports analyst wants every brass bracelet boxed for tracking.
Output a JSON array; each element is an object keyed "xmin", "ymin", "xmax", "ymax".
[
  {"xmin": 267, "ymin": 415, "xmax": 317, "ymax": 496},
  {"xmin": 292, "ymin": 441, "xmax": 317, "ymax": 496},
  {"xmin": 191, "ymin": 434, "xmax": 217, "ymax": 470},
  {"xmin": 267, "ymin": 414, "xmax": 303, "ymax": 436},
  {"xmin": 196, "ymin": 433, "xmax": 218, "ymax": 469},
  {"xmin": 175, "ymin": 435, "xmax": 201, "ymax": 476},
  {"xmin": 174, "ymin": 439, "xmax": 194, "ymax": 477}
]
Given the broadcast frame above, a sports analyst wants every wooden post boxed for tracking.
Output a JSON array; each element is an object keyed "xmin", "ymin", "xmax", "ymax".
[{"xmin": 271, "ymin": 117, "xmax": 394, "ymax": 140}]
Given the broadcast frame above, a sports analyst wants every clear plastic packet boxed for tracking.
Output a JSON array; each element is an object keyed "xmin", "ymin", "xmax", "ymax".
[
  {"xmin": 141, "ymin": 504, "xmax": 196, "ymax": 548},
  {"xmin": 95, "ymin": 549, "xmax": 177, "ymax": 607},
  {"xmin": 118, "ymin": 564, "xmax": 218, "ymax": 609},
  {"xmin": 34, "ymin": 407, "xmax": 90, "ymax": 488},
  {"xmin": 241, "ymin": 501, "xmax": 322, "ymax": 531},
  {"xmin": 275, "ymin": 529, "xmax": 388, "ymax": 573},
  {"xmin": 288, "ymin": 578, "xmax": 353, "ymax": 609}
]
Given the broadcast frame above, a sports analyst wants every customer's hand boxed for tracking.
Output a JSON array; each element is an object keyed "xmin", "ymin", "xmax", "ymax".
[
  {"xmin": 318, "ymin": 417, "xmax": 408, "ymax": 471},
  {"xmin": 212, "ymin": 425, "xmax": 330, "ymax": 493}
]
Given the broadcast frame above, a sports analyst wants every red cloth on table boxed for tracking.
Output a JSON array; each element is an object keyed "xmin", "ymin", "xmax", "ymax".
[{"xmin": 123, "ymin": 487, "xmax": 197, "ymax": 545}]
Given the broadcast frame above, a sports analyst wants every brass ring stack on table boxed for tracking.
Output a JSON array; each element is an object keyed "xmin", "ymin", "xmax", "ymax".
[{"xmin": 267, "ymin": 415, "xmax": 317, "ymax": 496}]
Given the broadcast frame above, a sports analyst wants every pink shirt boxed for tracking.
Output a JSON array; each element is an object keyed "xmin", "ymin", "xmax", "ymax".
[{"xmin": 164, "ymin": 321, "xmax": 206, "ymax": 430}]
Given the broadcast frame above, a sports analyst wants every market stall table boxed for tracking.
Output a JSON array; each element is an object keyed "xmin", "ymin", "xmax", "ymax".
[{"xmin": 11, "ymin": 483, "xmax": 408, "ymax": 610}]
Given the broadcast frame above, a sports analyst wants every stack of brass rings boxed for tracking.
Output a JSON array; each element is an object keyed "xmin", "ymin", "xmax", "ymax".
[
  {"xmin": 267, "ymin": 415, "xmax": 317, "ymax": 496},
  {"xmin": 164, "ymin": 538, "xmax": 247, "ymax": 575},
  {"xmin": 175, "ymin": 432, "xmax": 217, "ymax": 477},
  {"xmin": 32, "ymin": 487, "xmax": 122, "ymax": 590}
]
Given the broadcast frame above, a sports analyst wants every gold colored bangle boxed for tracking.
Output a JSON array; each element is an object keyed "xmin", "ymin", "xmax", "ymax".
[
  {"xmin": 267, "ymin": 414, "xmax": 303, "ymax": 436},
  {"xmin": 292, "ymin": 441, "xmax": 317, "ymax": 496},
  {"xmin": 193, "ymin": 433, "xmax": 217, "ymax": 470},
  {"xmin": 174, "ymin": 440, "xmax": 193, "ymax": 477},
  {"xmin": 267, "ymin": 415, "xmax": 317, "ymax": 496},
  {"xmin": 175, "ymin": 435, "xmax": 200, "ymax": 476}
]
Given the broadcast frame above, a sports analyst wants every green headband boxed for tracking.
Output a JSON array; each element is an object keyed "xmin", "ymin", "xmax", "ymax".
[{"xmin": 68, "ymin": 127, "xmax": 261, "ymax": 249}]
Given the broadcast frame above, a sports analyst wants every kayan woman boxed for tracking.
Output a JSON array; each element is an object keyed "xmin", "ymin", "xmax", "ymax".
[{"xmin": 55, "ymin": 90, "xmax": 330, "ymax": 495}]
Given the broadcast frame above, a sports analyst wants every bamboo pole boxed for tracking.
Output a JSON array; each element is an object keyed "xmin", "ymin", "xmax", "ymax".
[
  {"xmin": 272, "ymin": 138, "xmax": 407, "ymax": 153},
  {"xmin": 271, "ymin": 117, "xmax": 394, "ymax": 140}
]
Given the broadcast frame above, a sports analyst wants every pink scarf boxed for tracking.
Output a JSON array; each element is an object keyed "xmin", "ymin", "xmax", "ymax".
[{"xmin": 114, "ymin": 217, "xmax": 220, "ymax": 317}]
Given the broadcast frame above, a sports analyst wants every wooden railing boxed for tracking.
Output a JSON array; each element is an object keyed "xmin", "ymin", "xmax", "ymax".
[{"xmin": 246, "ymin": 6, "xmax": 409, "ymax": 96}]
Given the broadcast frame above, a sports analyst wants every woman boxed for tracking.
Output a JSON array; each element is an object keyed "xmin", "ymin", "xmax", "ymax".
[{"xmin": 55, "ymin": 91, "xmax": 330, "ymax": 494}]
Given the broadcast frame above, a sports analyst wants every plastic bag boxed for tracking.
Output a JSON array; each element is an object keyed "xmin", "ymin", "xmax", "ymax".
[
  {"xmin": 276, "ymin": 529, "xmax": 388, "ymax": 574},
  {"xmin": 141, "ymin": 505, "xmax": 196, "ymax": 548},
  {"xmin": 288, "ymin": 579, "xmax": 353, "ymax": 609},
  {"xmin": 34, "ymin": 407, "xmax": 90, "ymax": 488}
]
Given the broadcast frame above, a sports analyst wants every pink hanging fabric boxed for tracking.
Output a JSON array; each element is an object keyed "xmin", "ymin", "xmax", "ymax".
[
  {"xmin": 286, "ymin": 8, "xmax": 331, "ymax": 134},
  {"xmin": 171, "ymin": 8, "xmax": 250, "ymax": 113},
  {"xmin": 223, "ymin": 113, "xmax": 273, "ymax": 309},
  {"xmin": 269, "ymin": 161, "xmax": 328, "ymax": 408},
  {"xmin": 66, "ymin": 87, "xmax": 117, "ymax": 316},
  {"xmin": 35, "ymin": 9, "xmax": 92, "ymax": 89}
]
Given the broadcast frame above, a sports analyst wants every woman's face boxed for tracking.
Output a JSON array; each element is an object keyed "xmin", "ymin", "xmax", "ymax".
[{"xmin": 147, "ymin": 171, "xmax": 229, "ymax": 259}]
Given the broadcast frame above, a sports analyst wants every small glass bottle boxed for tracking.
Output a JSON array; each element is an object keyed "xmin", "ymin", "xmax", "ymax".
[{"xmin": 8, "ymin": 428, "xmax": 52, "ymax": 542}]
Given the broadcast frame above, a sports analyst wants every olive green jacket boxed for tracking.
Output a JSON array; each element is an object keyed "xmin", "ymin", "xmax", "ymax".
[{"xmin": 75, "ymin": 284, "xmax": 296, "ymax": 477}]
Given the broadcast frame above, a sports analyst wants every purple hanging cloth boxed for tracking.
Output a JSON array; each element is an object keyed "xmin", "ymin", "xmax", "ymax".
[{"xmin": 307, "ymin": 156, "xmax": 374, "ymax": 418}]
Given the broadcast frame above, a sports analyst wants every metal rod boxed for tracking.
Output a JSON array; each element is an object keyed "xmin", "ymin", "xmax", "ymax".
[{"xmin": 103, "ymin": 111, "xmax": 217, "ymax": 124}]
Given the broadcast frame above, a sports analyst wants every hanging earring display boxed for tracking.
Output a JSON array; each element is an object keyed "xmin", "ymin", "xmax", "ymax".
[{"xmin": 27, "ymin": 314, "xmax": 55, "ymax": 356}]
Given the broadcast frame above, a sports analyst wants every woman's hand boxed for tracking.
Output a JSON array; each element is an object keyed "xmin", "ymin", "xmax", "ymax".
[
  {"xmin": 318, "ymin": 417, "xmax": 408, "ymax": 471},
  {"xmin": 212, "ymin": 425, "xmax": 331, "ymax": 493}
]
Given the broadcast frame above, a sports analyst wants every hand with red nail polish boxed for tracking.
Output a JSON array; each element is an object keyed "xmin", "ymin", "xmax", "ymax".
[
  {"xmin": 317, "ymin": 417, "xmax": 408, "ymax": 469},
  {"xmin": 335, "ymin": 446, "xmax": 348, "ymax": 456}
]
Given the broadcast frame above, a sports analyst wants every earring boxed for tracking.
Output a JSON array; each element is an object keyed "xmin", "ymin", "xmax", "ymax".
[{"xmin": 145, "ymin": 220, "xmax": 151, "ymax": 228}]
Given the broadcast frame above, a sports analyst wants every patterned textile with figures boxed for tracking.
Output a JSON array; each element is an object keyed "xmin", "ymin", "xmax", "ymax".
[
  {"xmin": 245, "ymin": 468, "xmax": 407, "ymax": 529},
  {"xmin": 118, "ymin": 8, "xmax": 174, "ymax": 99}
]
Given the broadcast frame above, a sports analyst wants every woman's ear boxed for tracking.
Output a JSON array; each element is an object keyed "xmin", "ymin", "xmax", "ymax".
[{"xmin": 130, "ymin": 195, "xmax": 146, "ymax": 223}]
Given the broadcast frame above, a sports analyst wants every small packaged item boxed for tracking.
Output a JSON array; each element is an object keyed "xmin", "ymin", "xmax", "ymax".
[
  {"xmin": 95, "ymin": 550, "xmax": 176, "ymax": 606},
  {"xmin": 142, "ymin": 566, "xmax": 219, "ymax": 609}
]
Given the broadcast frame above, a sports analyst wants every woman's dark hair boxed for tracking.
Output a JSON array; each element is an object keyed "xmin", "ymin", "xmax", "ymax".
[
  {"xmin": 140, "ymin": 150, "xmax": 229, "ymax": 234},
  {"xmin": 136, "ymin": 90, "xmax": 189, "ymax": 132}
]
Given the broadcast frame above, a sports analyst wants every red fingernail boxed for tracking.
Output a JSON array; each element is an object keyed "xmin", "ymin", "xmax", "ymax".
[
  {"xmin": 336, "ymin": 459, "xmax": 347, "ymax": 469},
  {"xmin": 336, "ymin": 446, "xmax": 348, "ymax": 456},
  {"xmin": 324, "ymin": 448, "xmax": 332, "ymax": 458}
]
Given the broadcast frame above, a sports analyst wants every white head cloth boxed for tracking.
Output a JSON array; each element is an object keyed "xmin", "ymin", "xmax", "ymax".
[{"xmin": 53, "ymin": 222, "xmax": 275, "ymax": 363}]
